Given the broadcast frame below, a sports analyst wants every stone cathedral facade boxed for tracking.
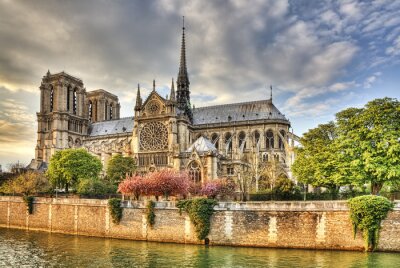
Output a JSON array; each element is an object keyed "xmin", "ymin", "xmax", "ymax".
[{"xmin": 29, "ymin": 25, "xmax": 299, "ymax": 189}]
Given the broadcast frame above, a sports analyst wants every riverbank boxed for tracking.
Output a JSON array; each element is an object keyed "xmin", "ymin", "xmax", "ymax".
[{"xmin": 1, "ymin": 196, "xmax": 400, "ymax": 252}]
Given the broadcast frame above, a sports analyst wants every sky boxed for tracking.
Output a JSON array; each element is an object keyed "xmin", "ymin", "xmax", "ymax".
[{"xmin": 0, "ymin": 0, "xmax": 399, "ymax": 170}]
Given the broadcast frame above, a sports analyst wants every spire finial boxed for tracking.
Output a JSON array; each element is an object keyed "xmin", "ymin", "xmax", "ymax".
[
  {"xmin": 270, "ymin": 85, "xmax": 273, "ymax": 101},
  {"xmin": 170, "ymin": 78, "xmax": 176, "ymax": 101},
  {"xmin": 153, "ymin": 79, "xmax": 156, "ymax": 91},
  {"xmin": 135, "ymin": 83, "xmax": 142, "ymax": 111},
  {"xmin": 182, "ymin": 16, "xmax": 185, "ymax": 30}
]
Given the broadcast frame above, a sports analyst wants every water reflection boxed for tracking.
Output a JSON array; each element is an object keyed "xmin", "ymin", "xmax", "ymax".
[{"xmin": 1, "ymin": 228, "xmax": 399, "ymax": 267}]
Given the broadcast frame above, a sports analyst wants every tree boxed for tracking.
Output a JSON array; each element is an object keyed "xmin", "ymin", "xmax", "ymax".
[
  {"xmin": 46, "ymin": 148, "xmax": 102, "ymax": 192},
  {"xmin": 0, "ymin": 171, "xmax": 51, "ymax": 195},
  {"xmin": 200, "ymin": 178, "xmax": 235, "ymax": 199},
  {"xmin": 106, "ymin": 154, "xmax": 136, "ymax": 185},
  {"xmin": 292, "ymin": 122, "xmax": 350, "ymax": 194},
  {"xmin": 335, "ymin": 98, "xmax": 400, "ymax": 194}
]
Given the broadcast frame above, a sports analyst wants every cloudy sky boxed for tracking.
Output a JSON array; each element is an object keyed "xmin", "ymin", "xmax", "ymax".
[{"xmin": 0, "ymin": 0, "xmax": 399, "ymax": 169}]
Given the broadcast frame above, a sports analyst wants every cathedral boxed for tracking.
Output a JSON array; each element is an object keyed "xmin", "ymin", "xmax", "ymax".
[{"xmin": 29, "ymin": 23, "xmax": 299, "ymax": 190}]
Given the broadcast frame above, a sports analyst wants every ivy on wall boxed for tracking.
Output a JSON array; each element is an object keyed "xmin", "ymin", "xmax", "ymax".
[
  {"xmin": 348, "ymin": 195, "xmax": 393, "ymax": 251},
  {"xmin": 146, "ymin": 200, "xmax": 156, "ymax": 227},
  {"xmin": 23, "ymin": 196, "xmax": 34, "ymax": 214},
  {"xmin": 176, "ymin": 198, "xmax": 218, "ymax": 240},
  {"xmin": 108, "ymin": 198, "xmax": 123, "ymax": 224}
]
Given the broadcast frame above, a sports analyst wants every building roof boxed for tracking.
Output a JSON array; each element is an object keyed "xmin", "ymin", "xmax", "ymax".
[
  {"xmin": 88, "ymin": 117, "xmax": 134, "ymax": 137},
  {"xmin": 187, "ymin": 136, "xmax": 217, "ymax": 153},
  {"xmin": 192, "ymin": 99, "xmax": 289, "ymax": 125}
]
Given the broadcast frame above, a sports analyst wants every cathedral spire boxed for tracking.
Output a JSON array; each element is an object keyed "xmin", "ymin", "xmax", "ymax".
[
  {"xmin": 170, "ymin": 78, "xmax": 176, "ymax": 101},
  {"xmin": 270, "ymin": 85, "xmax": 273, "ymax": 101},
  {"xmin": 176, "ymin": 16, "xmax": 192, "ymax": 121},
  {"xmin": 152, "ymin": 79, "xmax": 156, "ymax": 91},
  {"xmin": 135, "ymin": 84, "xmax": 142, "ymax": 111}
]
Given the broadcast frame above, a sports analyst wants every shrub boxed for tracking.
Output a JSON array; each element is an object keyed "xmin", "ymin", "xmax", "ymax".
[
  {"xmin": 348, "ymin": 195, "xmax": 394, "ymax": 251},
  {"xmin": 0, "ymin": 171, "xmax": 51, "ymax": 195},
  {"xmin": 176, "ymin": 198, "xmax": 218, "ymax": 240},
  {"xmin": 77, "ymin": 178, "xmax": 116, "ymax": 196},
  {"xmin": 146, "ymin": 200, "xmax": 156, "ymax": 227},
  {"xmin": 23, "ymin": 196, "xmax": 34, "ymax": 214},
  {"xmin": 200, "ymin": 179, "xmax": 235, "ymax": 199},
  {"xmin": 108, "ymin": 198, "xmax": 123, "ymax": 224}
]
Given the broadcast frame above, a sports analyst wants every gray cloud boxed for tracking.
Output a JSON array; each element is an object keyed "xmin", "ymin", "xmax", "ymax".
[{"xmin": 0, "ymin": 0, "xmax": 399, "ymax": 166}]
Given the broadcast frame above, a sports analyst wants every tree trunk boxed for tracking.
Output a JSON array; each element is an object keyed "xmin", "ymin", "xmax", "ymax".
[
  {"xmin": 371, "ymin": 182, "xmax": 383, "ymax": 195},
  {"xmin": 65, "ymin": 182, "xmax": 69, "ymax": 193}
]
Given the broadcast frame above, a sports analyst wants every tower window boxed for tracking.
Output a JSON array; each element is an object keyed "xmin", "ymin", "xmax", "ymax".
[
  {"xmin": 88, "ymin": 101, "xmax": 92, "ymax": 121},
  {"xmin": 73, "ymin": 89, "xmax": 77, "ymax": 114},
  {"xmin": 110, "ymin": 104, "xmax": 113, "ymax": 119},
  {"xmin": 50, "ymin": 86, "xmax": 54, "ymax": 112},
  {"xmin": 266, "ymin": 130, "xmax": 274, "ymax": 149}
]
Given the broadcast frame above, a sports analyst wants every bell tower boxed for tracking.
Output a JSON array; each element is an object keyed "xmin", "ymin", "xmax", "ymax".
[{"xmin": 35, "ymin": 71, "xmax": 89, "ymax": 163}]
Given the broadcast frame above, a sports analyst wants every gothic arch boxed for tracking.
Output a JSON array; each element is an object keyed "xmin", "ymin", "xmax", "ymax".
[
  {"xmin": 266, "ymin": 129, "xmax": 274, "ymax": 149},
  {"xmin": 187, "ymin": 160, "xmax": 202, "ymax": 184},
  {"xmin": 224, "ymin": 132, "xmax": 232, "ymax": 153}
]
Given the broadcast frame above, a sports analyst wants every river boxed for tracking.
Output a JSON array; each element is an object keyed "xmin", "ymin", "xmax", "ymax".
[{"xmin": 1, "ymin": 228, "xmax": 400, "ymax": 267}]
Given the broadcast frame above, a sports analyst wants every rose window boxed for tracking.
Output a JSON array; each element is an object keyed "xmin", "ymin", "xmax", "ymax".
[
  {"xmin": 139, "ymin": 122, "xmax": 168, "ymax": 151},
  {"xmin": 147, "ymin": 101, "xmax": 161, "ymax": 115}
]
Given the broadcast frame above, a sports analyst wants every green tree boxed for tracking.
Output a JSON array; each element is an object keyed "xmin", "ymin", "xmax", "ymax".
[
  {"xmin": 0, "ymin": 171, "xmax": 51, "ymax": 195},
  {"xmin": 292, "ymin": 122, "xmax": 350, "ymax": 195},
  {"xmin": 336, "ymin": 98, "xmax": 400, "ymax": 194},
  {"xmin": 46, "ymin": 148, "xmax": 102, "ymax": 192},
  {"xmin": 106, "ymin": 154, "xmax": 136, "ymax": 185}
]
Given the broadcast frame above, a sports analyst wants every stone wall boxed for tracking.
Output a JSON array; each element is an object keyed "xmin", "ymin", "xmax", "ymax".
[{"xmin": 1, "ymin": 196, "xmax": 399, "ymax": 252}]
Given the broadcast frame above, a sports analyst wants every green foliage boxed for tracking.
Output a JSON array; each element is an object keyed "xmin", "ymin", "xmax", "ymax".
[
  {"xmin": 47, "ymin": 149, "xmax": 102, "ymax": 192},
  {"xmin": 76, "ymin": 178, "xmax": 117, "ymax": 196},
  {"xmin": 348, "ymin": 195, "xmax": 393, "ymax": 251},
  {"xmin": 176, "ymin": 198, "xmax": 218, "ymax": 240},
  {"xmin": 108, "ymin": 198, "xmax": 123, "ymax": 224},
  {"xmin": 106, "ymin": 155, "xmax": 136, "ymax": 185},
  {"xmin": 0, "ymin": 171, "xmax": 51, "ymax": 195},
  {"xmin": 146, "ymin": 200, "xmax": 156, "ymax": 227},
  {"xmin": 23, "ymin": 196, "xmax": 34, "ymax": 214},
  {"xmin": 292, "ymin": 122, "xmax": 349, "ymax": 191},
  {"xmin": 336, "ymin": 98, "xmax": 400, "ymax": 194}
]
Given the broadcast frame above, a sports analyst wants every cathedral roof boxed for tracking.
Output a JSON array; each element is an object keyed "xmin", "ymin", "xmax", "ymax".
[
  {"xmin": 192, "ymin": 99, "xmax": 289, "ymax": 125},
  {"xmin": 88, "ymin": 117, "xmax": 134, "ymax": 137},
  {"xmin": 186, "ymin": 136, "xmax": 217, "ymax": 153}
]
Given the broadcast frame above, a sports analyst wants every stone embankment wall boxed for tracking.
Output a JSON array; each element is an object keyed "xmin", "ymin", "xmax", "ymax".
[{"xmin": 1, "ymin": 196, "xmax": 399, "ymax": 251}]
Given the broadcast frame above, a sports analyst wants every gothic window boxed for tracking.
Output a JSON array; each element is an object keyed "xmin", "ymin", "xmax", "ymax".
[
  {"xmin": 67, "ymin": 86, "xmax": 71, "ymax": 111},
  {"xmin": 238, "ymin": 131, "xmax": 246, "ymax": 150},
  {"xmin": 105, "ymin": 101, "xmax": 108, "ymax": 120},
  {"xmin": 88, "ymin": 101, "xmax": 93, "ymax": 121},
  {"xmin": 188, "ymin": 161, "xmax": 201, "ymax": 183},
  {"xmin": 139, "ymin": 122, "xmax": 168, "ymax": 151},
  {"xmin": 73, "ymin": 88, "xmax": 77, "ymax": 114},
  {"xmin": 75, "ymin": 138, "xmax": 81, "ymax": 146},
  {"xmin": 224, "ymin": 132, "xmax": 232, "ymax": 153},
  {"xmin": 110, "ymin": 104, "xmax": 113, "ymax": 119},
  {"xmin": 50, "ymin": 86, "xmax": 54, "ymax": 112},
  {"xmin": 147, "ymin": 101, "xmax": 161, "ymax": 115},
  {"xmin": 227, "ymin": 166, "xmax": 234, "ymax": 175},
  {"xmin": 279, "ymin": 130, "xmax": 286, "ymax": 150},
  {"xmin": 211, "ymin": 133, "xmax": 219, "ymax": 149},
  {"xmin": 68, "ymin": 136, "xmax": 73, "ymax": 148},
  {"xmin": 93, "ymin": 100, "xmax": 97, "ymax": 121},
  {"xmin": 262, "ymin": 153, "xmax": 268, "ymax": 162},
  {"xmin": 266, "ymin": 130, "xmax": 274, "ymax": 149}
]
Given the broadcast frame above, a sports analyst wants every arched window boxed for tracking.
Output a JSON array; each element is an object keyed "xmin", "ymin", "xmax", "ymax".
[
  {"xmin": 238, "ymin": 131, "xmax": 246, "ymax": 151},
  {"xmin": 105, "ymin": 101, "xmax": 108, "ymax": 120},
  {"xmin": 279, "ymin": 130, "xmax": 286, "ymax": 150},
  {"xmin": 67, "ymin": 86, "xmax": 71, "ymax": 111},
  {"xmin": 73, "ymin": 88, "xmax": 77, "ymax": 114},
  {"xmin": 88, "ymin": 101, "xmax": 93, "ymax": 121},
  {"xmin": 75, "ymin": 138, "xmax": 81, "ymax": 146},
  {"xmin": 211, "ymin": 133, "xmax": 219, "ymax": 149},
  {"xmin": 254, "ymin": 131, "xmax": 260, "ymax": 146},
  {"xmin": 262, "ymin": 153, "xmax": 268, "ymax": 162},
  {"xmin": 110, "ymin": 104, "xmax": 113, "ymax": 119},
  {"xmin": 188, "ymin": 161, "xmax": 201, "ymax": 183},
  {"xmin": 266, "ymin": 130, "xmax": 274, "ymax": 149},
  {"xmin": 50, "ymin": 86, "xmax": 54, "ymax": 112},
  {"xmin": 68, "ymin": 136, "xmax": 73, "ymax": 148},
  {"xmin": 224, "ymin": 132, "xmax": 232, "ymax": 153}
]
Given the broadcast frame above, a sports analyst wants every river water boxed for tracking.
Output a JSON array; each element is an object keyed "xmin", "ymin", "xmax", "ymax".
[{"xmin": 1, "ymin": 228, "xmax": 400, "ymax": 267}]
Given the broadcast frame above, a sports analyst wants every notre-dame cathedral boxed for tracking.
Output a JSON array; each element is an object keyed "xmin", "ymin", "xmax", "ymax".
[{"xmin": 29, "ymin": 24, "xmax": 299, "ymax": 190}]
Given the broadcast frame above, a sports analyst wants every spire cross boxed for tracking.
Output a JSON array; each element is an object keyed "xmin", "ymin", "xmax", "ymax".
[{"xmin": 182, "ymin": 16, "xmax": 185, "ymax": 30}]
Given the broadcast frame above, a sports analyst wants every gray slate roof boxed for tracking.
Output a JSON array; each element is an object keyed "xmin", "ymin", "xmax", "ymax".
[
  {"xmin": 187, "ymin": 136, "xmax": 217, "ymax": 153},
  {"xmin": 88, "ymin": 117, "xmax": 134, "ymax": 137},
  {"xmin": 192, "ymin": 99, "xmax": 288, "ymax": 125}
]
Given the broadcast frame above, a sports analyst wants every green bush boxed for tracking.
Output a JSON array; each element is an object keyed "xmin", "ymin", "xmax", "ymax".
[
  {"xmin": 108, "ymin": 198, "xmax": 123, "ymax": 224},
  {"xmin": 348, "ymin": 195, "xmax": 393, "ymax": 251},
  {"xmin": 176, "ymin": 198, "xmax": 218, "ymax": 240},
  {"xmin": 77, "ymin": 178, "xmax": 117, "ymax": 196},
  {"xmin": 146, "ymin": 200, "xmax": 156, "ymax": 227},
  {"xmin": 23, "ymin": 196, "xmax": 34, "ymax": 214}
]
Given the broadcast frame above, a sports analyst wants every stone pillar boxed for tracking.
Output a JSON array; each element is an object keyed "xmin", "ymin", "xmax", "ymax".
[{"xmin": 268, "ymin": 215, "xmax": 278, "ymax": 243}]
